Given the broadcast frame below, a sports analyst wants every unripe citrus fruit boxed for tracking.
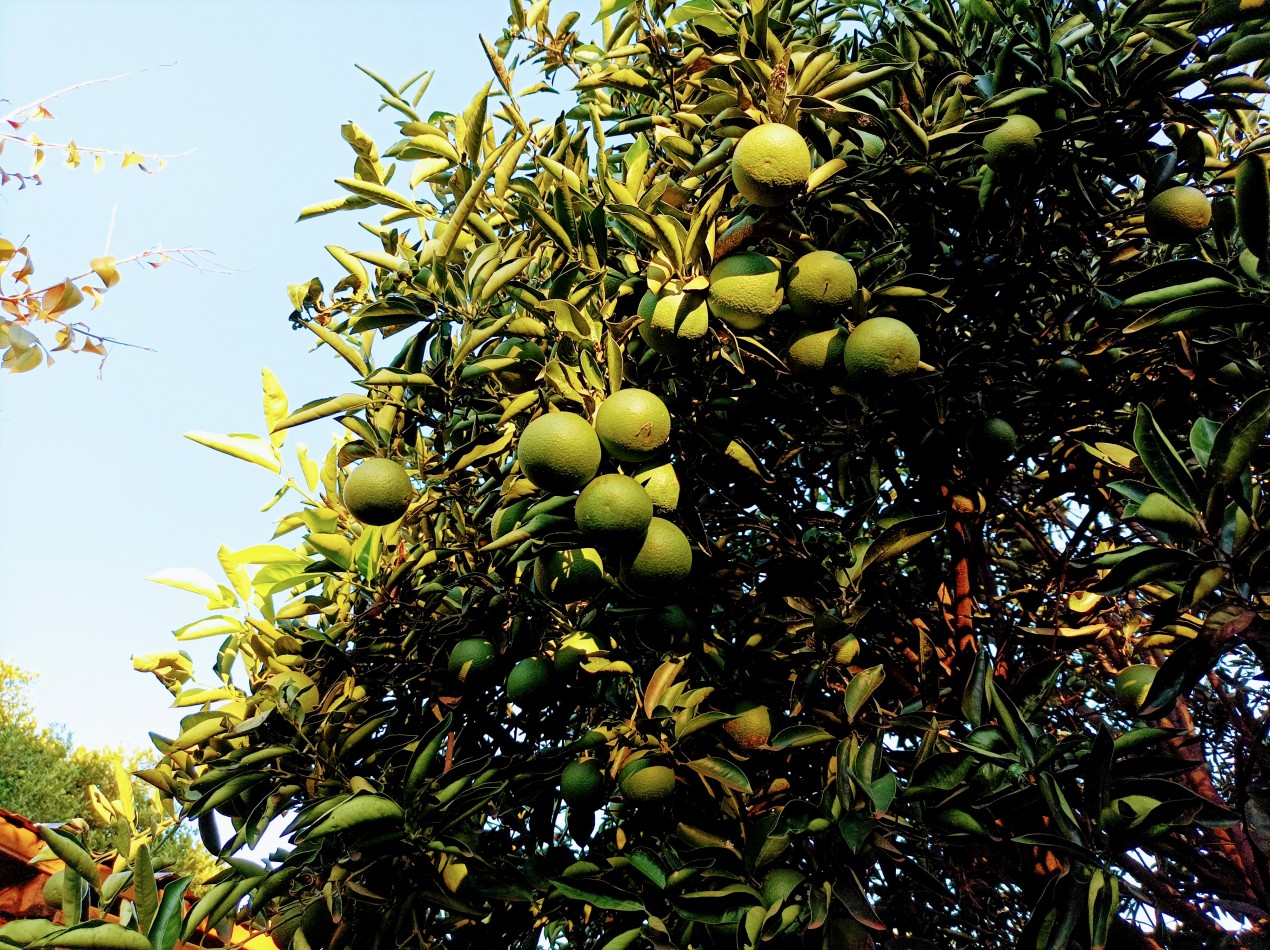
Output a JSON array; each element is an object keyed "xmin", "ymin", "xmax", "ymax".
[
  {"xmin": 269, "ymin": 904, "xmax": 304, "ymax": 950},
  {"xmin": 1145, "ymin": 185, "xmax": 1211, "ymax": 244},
  {"xmin": 731, "ymin": 123, "xmax": 812, "ymax": 206},
  {"xmin": 966, "ymin": 417, "xmax": 1018, "ymax": 462},
  {"xmin": 708, "ymin": 253, "xmax": 784, "ymax": 331},
  {"xmin": 448, "ymin": 638, "xmax": 498, "ymax": 686},
  {"xmin": 1235, "ymin": 155, "xmax": 1270, "ymax": 259},
  {"xmin": 759, "ymin": 868, "xmax": 804, "ymax": 907},
  {"xmin": 631, "ymin": 460, "xmax": 680, "ymax": 512},
  {"xmin": 490, "ymin": 498, "xmax": 532, "ymax": 541},
  {"xmin": 343, "ymin": 458, "xmax": 413, "ymax": 526},
  {"xmin": 534, "ymin": 547, "xmax": 606, "ymax": 602},
  {"xmin": 300, "ymin": 899, "xmax": 336, "ymax": 950},
  {"xmin": 618, "ymin": 759, "xmax": 676, "ymax": 803},
  {"xmin": 723, "ymin": 701, "xmax": 772, "ymax": 750},
  {"xmin": 506, "ymin": 656, "xmax": 553, "ymax": 707},
  {"xmin": 560, "ymin": 759, "xmax": 608, "ymax": 809},
  {"xmin": 492, "ymin": 337, "xmax": 546, "ymax": 390},
  {"xmin": 639, "ymin": 288, "xmax": 710, "ymax": 355},
  {"xmin": 842, "ymin": 317, "xmax": 921, "ymax": 384},
  {"xmin": 786, "ymin": 250, "xmax": 857, "ymax": 318},
  {"xmin": 554, "ymin": 633, "xmax": 603, "ymax": 676},
  {"xmin": 594, "ymin": 389, "xmax": 671, "ymax": 463},
  {"xmin": 787, "ymin": 328, "xmax": 848, "ymax": 378},
  {"xmin": 622, "ymin": 517, "xmax": 693, "ymax": 592},
  {"xmin": 576, "ymin": 474, "xmax": 654, "ymax": 544},
  {"xmin": 42, "ymin": 870, "xmax": 64, "ymax": 908},
  {"xmin": 1114, "ymin": 664, "xmax": 1157, "ymax": 713},
  {"xmin": 265, "ymin": 671, "xmax": 320, "ymax": 713},
  {"xmin": 983, "ymin": 114, "xmax": 1041, "ymax": 170},
  {"xmin": 517, "ymin": 412, "xmax": 602, "ymax": 492}
]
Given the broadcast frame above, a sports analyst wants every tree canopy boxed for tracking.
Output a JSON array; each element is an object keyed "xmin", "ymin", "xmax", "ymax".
[{"xmin": 134, "ymin": 0, "xmax": 1270, "ymax": 948}]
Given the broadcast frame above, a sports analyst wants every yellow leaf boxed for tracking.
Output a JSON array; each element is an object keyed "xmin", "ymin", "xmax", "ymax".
[
  {"xmin": 262, "ymin": 368, "xmax": 289, "ymax": 448},
  {"xmin": 65, "ymin": 140, "xmax": 81, "ymax": 169},
  {"xmin": 81, "ymin": 338, "xmax": 107, "ymax": 356},
  {"xmin": 91, "ymin": 255, "xmax": 120, "ymax": 288},
  {"xmin": 185, "ymin": 430, "xmax": 283, "ymax": 474},
  {"xmin": 121, "ymin": 151, "xmax": 145, "ymax": 169},
  {"xmin": 93, "ymin": 154, "xmax": 105, "ymax": 173},
  {"xmin": 42, "ymin": 278, "xmax": 84, "ymax": 314},
  {"xmin": 82, "ymin": 286, "xmax": 104, "ymax": 308},
  {"xmin": 31, "ymin": 148, "xmax": 44, "ymax": 173}
]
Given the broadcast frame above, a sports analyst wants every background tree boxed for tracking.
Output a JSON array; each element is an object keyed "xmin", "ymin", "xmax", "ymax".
[
  {"xmin": 0, "ymin": 660, "xmax": 210, "ymax": 880},
  {"xmin": 134, "ymin": 1, "xmax": 1270, "ymax": 948}
]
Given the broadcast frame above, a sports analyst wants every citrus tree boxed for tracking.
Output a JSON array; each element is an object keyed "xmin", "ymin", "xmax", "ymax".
[{"xmin": 134, "ymin": 0, "xmax": 1270, "ymax": 947}]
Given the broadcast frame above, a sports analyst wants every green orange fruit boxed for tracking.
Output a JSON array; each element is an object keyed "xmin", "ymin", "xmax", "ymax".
[
  {"xmin": 594, "ymin": 389, "xmax": 672, "ymax": 463},
  {"xmin": 343, "ymin": 458, "xmax": 413, "ymax": 526},
  {"xmin": 842, "ymin": 317, "xmax": 921, "ymax": 384},
  {"xmin": 787, "ymin": 328, "xmax": 848, "ymax": 378},
  {"xmin": 506, "ymin": 657, "xmax": 554, "ymax": 707},
  {"xmin": 621, "ymin": 517, "xmax": 693, "ymax": 592},
  {"xmin": 448, "ymin": 638, "xmax": 499, "ymax": 686},
  {"xmin": 983, "ymin": 114, "xmax": 1042, "ymax": 170},
  {"xmin": 1114, "ymin": 664, "xmax": 1158, "ymax": 713},
  {"xmin": 639, "ymin": 288, "xmax": 710, "ymax": 355},
  {"xmin": 708, "ymin": 253, "xmax": 784, "ymax": 331},
  {"xmin": 1145, "ymin": 185, "xmax": 1211, "ymax": 244},
  {"xmin": 560, "ymin": 759, "xmax": 608, "ymax": 809},
  {"xmin": 534, "ymin": 548, "xmax": 606, "ymax": 602},
  {"xmin": 786, "ymin": 250, "xmax": 857, "ymax": 318},
  {"xmin": 631, "ymin": 460, "xmax": 680, "ymax": 512},
  {"xmin": 618, "ymin": 759, "xmax": 676, "ymax": 803},
  {"xmin": 966, "ymin": 417, "xmax": 1018, "ymax": 462},
  {"xmin": 731, "ymin": 123, "xmax": 812, "ymax": 206},
  {"xmin": 576, "ymin": 474, "xmax": 654, "ymax": 543},
  {"xmin": 518, "ymin": 412, "xmax": 602, "ymax": 492}
]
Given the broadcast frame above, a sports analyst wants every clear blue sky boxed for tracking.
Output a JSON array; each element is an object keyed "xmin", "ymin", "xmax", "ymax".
[{"xmin": 0, "ymin": 0, "xmax": 538, "ymax": 752}]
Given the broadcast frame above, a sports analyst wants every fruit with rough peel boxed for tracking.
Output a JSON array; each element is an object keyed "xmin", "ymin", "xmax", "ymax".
[
  {"xmin": 343, "ymin": 458, "xmax": 413, "ymax": 526},
  {"xmin": 786, "ymin": 250, "xmax": 857, "ymax": 318},
  {"xmin": 594, "ymin": 388, "xmax": 671, "ymax": 463},
  {"xmin": 517, "ymin": 412, "xmax": 602, "ymax": 492},
  {"xmin": 842, "ymin": 317, "xmax": 921, "ymax": 384},
  {"xmin": 560, "ymin": 759, "xmax": 608, "ymax": 809},
  {"xmin": 576, "ymin": 474, "xmax": 654, "ymax": 544},
  {"xmin": 618, "ymin": 759, "xmax": 676, "ymax": 803},
  {"xmin": 723, "ymin": 701, "xmax": 772, "ymax": 750},
  {"xmin": 554, "ymin": 633, "xmax": 603, "ymax": 676},
  {"xmin": 506, "ymin": 656, "xmax": 553, "ymax": 707},
  {"xmin": 448, "ymin": 638, "xmax": 498, "ymax": 686},
  {"xmin": 787, "ymin": 328, "xmax": 847, "ymax": 378},
  {"xmin": 983, "ymin": 114, "xmax": 1042, "ymax": 170},
  {"xmin": 731, "ymin": 123, "xmax": 811, "ymax": 206},
  {"xmin": 631, "ymin": 460, "xmax": 680, "ymax": 512},
  {"xmin": 622, "ymin": 517, "xmax": 693, "ymax": 592},
  {"xmin": 269, "ymin": 903, "xmax": 304, "ymax": 950},
  {"xmin": 966, "ymin": 417, "xmax": 1018, "ymax": 462},
  {"xmin": 708, "ymin": 253, "xmax": 784, "ymax": 331},
  {"xmin": 1145, "ymin": 185, "xmax": 1211, "ymax": 244},
  {"xmin": 1114, "ymin": 664, "xmax": 1157, "ymax": 713},
  {"xmin": 534, "ymin": 547, "xmax": 606, "ymax": 602},
  {"xmin": 492, "ymin": 337, "xmax": 546, "ymax": 390},
  {"xmin": 638, "ymin": 288, "xmax": 709, "ymax": 355}
]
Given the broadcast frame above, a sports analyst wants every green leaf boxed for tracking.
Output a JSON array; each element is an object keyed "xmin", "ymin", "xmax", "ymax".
[
  {"xmin": 769, "ymin": 725, "xmax": 835, "ymax": 749},
  {"xmin": 1207, "ymin": 389, "xmax": 1270, "ymax": 504},
  {"xmin": 273, "ymin": 394, "xmax": 372, "ymax": 432},
  {"xmin": 262, "ymin": 369, "xmax": 289, "ymax": 449},
  {"xmin": 551, "ymin": 878, "xmax": 645, "ymax": 912},
  {"xmin": 36, "ymin": 827, "xmax": 101, "ymax": 893},
  {"xmin": 1133, "ymin": 403, "xmax": 1201, "ymax": 512},
  {"xmin": 1189, "ymin": 417, "xmax": 1219, "ymax": 469},
  {"xmin": 144, "ymin": 569, "xmax": 238, "ymax": 610},
  {"xmin": 185, "ymin": 431, "xmax": 281, "ymax": 475},
  {"xmin": 843, "ymin": 664, "xmax": 885, "ymax": 723},
  {"xmin": 686, "ymin": 757, "xmax": 753, "ymax": 794},
  {"xmin": 852, "ymin": 513, "xmax": 945, "ymax": 582}
]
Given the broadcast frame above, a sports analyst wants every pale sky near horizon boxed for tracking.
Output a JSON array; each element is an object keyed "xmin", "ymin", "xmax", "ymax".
[{"xmin": 0, "ymin": 0, "xmax": 552, "ymax": 754}]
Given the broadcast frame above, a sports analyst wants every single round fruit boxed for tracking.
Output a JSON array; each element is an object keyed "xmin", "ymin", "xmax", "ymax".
[
  {"xmin": 618, "ymin": 759, "xmax": 676, "ymax": 803},
  {"xmin": 1052, "ymin": 356, "xmax": 1088, "ymax": 381},
  {"xmin": 1145, "ymin": 185, "xmax": 1211, "ymax": 244},
  {"xmin": 636, "ymin": 603, "xmax": 693, "ymax": 641},
  {"xmin": 759, "ymin": 868, "xmax": 804, "ymax": 908},
  {"xmin": 560, "ymin": 759, "xmax": 608, "ymax": 809},
  {"xmin": 966, "ymin": 417, "xmax": 1018, "ymax": 462},
  {"xmin": 490, "ymin": 498, "xmax": 533, "ymax": 541},
  {"xmin": 842, "ymin": 317, "xmax": 921, "ymax": 385},
  {"xmin": 723, "ymin": 702, "xmax": 772, "ymax": 750},
  {"xmin": 639, "ymin": 289, "xmax": 710, "ymax": 355},
  {"xmin": 42, "ymin": 869, "xmax": 64, "ymax": 908},
  {"xmin": 983, "ymin": 114, "xmax": 1042, "ymax": 170},
  {"xmin": 576, "ymin": 474, "xmax": 654, "ymax": 543},
  {"xmin": 269, "ymin": 904, "xmax": 304, "ymax": 950},
  {"xmin": 534, "ymin": 548, "xmax": 606, "ymax": 602},
  {"xmin": 631, "ymin": 460, "xmax": 680, "ymax": 512},
  {"xmin": 492, "ymin": 337, "xmax": 546, "ymax": 390},
  {"xmin": 787, "ymin": 328, "xmax": 848, "ymax": 378},
  {"xmin": 265, "ymin": 671, "xmax": 320, "ymax": 713},
  {"xmin": 448, "ymin": 638, "xmax": 498, "ymax": 686},
  {"xmin": 343, "ymin": 458, "xmax": 413, "ymax": 526},
  {"xmin": 554, "ymin": 633, "xmax": 603, "ymax": 676},
  {"xmin": 594, "ymin": 389, "xmax": 672, "ymax": 463},
  {"xmin": 1114, "ymin": 664, "xmax": 1157, "ymax": 713},
  {"xmin": 300, "ymin": 899, "xmax": 336, "ymax": 950},
  {"xmin": 621, "ymin": 517, "xmax": 693, "ymax": 592},
  {"xmin": 517, "ymin": 412, "xmax": 602, "ymax": 492},
  {"xmin": 506, "ymin": 656, "xmax": 553, "ymax": 707},
  {"xmin": 708, "ymin": 253, "xmax": 784, "ymax": 331},
  {"xmin": 786, "ymin": 251, "xmax": 857, "ymax": 318},
  {"xmin": 731, "ymin": 123, "xmax": 812, "ymax": 206}
]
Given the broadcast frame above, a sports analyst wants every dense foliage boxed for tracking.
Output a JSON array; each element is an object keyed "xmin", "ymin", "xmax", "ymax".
[{"xmin": 136, "ymin": 1, "xmax": 1270, "ymax": 947}]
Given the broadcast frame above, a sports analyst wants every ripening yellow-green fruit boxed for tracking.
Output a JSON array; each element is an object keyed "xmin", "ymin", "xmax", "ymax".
[
  {"xmin": 983, "ymin": 114, "xmax": 1041, "ymax": 170},
  {"xmin": 560, "ymin": 759, "xmax": 608, "ymax": 809},
  {"xmin": 1145, "ymin": 186, "xmax": 1212, "ymax": 244},
  {"xmin": 534, "ymin": 548, "xmax": 606, "ymax": 603},
  {"xmin": 730, "ymin": 123, "xmax": 812, "ymax": 206},
  {"xmin": 1114, "ymin": 664, "xmax": 1157, "ymax": 713},
  {"xmin": 638, "ymin": 287, "xmax": 710, "ymax": 355},
  {"xmin": 842, "ymin": 317, "xmax": 921, "ymax": 385},
  {"xmin": 517, "ymin": 412, "xmax": 602, "ymax": 492},
  {"xmin": 786, "ymin": 328, "xmax": 848, "ymax": 378},
  {"xmin": 576, "ymin": 474, "xmax": 654, "ymax": 544},
  {"xmin": 343, "ymin": 458, "xmax": 414, "ymax": 526},
  {"xmin": 618, "ymin": 759, "xmax": 676, "ymax": 803},
  {"xmin": 594, "ymin": 388, "xmax": 672, "ymax": 463},
  {"xmin": 621, "ymin": 517, "xmax": 693, "ymax": 592},
  {"xmin": 708, "ymin": 253, "xmax": 784, "ymax": 331},
  {"xmin": 786, "ymin": 250, "xmax": 857, "ymax": 318}
]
